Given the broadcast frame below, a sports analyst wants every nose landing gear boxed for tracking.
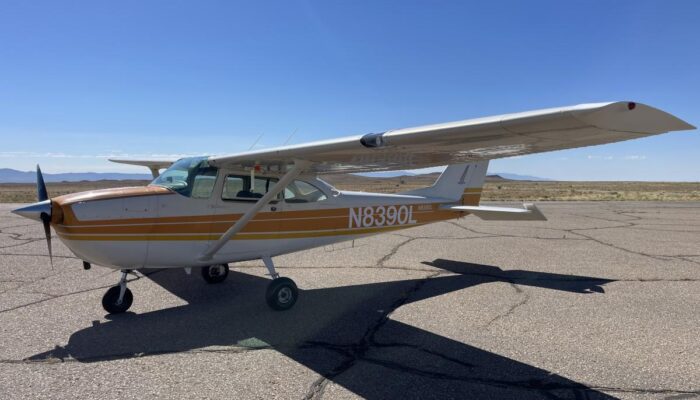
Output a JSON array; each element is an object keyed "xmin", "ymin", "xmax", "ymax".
[{"xmin": 102, "ymin": 270, "xmax": 133, "ymax": 314}]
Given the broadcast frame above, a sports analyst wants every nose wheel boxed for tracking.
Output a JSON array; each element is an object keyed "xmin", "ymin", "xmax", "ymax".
[{"xmin": 102, "ymin": 270, "xmax": 133, "ymax": 314}]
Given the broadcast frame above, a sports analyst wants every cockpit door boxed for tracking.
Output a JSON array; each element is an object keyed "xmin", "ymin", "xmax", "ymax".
[{"xmin": 208, "ymin": 171, "xmax": 282, "ymax": 260}]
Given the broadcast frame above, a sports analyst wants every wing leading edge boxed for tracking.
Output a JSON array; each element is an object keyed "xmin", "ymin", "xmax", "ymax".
[{"xmin": 209, "ymin": 101, "xmax": 694, "ymax": 174}]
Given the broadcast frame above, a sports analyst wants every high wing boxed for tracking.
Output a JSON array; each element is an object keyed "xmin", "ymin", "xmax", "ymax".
[
  {"xmin": 108, "ymin": 159, "xmax": 175, "ymax": 178},
  {"xmin": 208, "ymin": 101, "xmax": 694, "ymax": 174}
]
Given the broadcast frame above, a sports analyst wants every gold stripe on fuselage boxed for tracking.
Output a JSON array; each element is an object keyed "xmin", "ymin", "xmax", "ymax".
[
  {"xmin": 57, "ymin": 223, "xmax": 422, "ymax": 241},
  {"xmin": 54, "ymin": 190, "xmax": 482, "ymax": 241}
]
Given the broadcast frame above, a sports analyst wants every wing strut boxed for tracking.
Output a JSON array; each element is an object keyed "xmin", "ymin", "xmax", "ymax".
[{"xmin": 198, "ymin": 160, "xmax": 310, "ymax": 261}]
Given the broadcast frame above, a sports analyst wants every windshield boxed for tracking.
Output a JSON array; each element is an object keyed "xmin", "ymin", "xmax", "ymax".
[{"xmin": 150, "ymin": 156, "xmax": 218, "ymax": 198}]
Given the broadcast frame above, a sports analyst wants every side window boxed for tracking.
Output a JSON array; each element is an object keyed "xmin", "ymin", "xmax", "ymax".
[
  {"xmin": 222, "ymin": 176, "xmax": 245, "ymax": 200},
  {"xmin": 251, "ymin": 177, "xmax": 275, "ymax": 197},
  {"xmin": 190, "ymin": 167, "xmax": 218, "ymax": 199},
  {"xmin": 285, "ymin": 180, "xmax": 328, "ymax": 203},
  {"xmin": 222, "ymin": 175, "xmax": 280, "ymax": 201}
]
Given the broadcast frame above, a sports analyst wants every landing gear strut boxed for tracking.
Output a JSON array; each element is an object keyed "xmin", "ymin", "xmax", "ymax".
[
  {"xmin": 263, "ymin": 256, "xmax": 298, "ymax": 311},
  {"xmin": 102, "ymin": 270, "xmax": 133, "ymax": 314}
]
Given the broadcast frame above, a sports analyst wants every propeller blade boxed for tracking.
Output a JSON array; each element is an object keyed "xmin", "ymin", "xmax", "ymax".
[
  {"xmin": 37, "ymin": 165, "xmax": 48, "ymax": 202},
  {"xmin": 37, "ymin": 165, "xmax": 51, "ymax": 267},
  {"xmin": 40, "ymin": 212, "xmax": 53, "ymax": 268}
]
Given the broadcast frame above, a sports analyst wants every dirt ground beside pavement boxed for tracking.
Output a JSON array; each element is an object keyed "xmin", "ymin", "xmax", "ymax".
[{"xmin": 1, "ymin": 177, "xmax": 699, "ymax": 202}]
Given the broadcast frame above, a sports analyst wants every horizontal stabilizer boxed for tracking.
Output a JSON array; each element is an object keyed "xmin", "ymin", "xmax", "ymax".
[{"xmin": 443, "ymin": 203, "xmax": 547, "ymax": 221}]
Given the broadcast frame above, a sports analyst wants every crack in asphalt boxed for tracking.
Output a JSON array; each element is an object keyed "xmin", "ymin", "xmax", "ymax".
[
  {"xmin": 0, "ymin": 252, "xmax": 81, "ymax": 260},
  {"xmin": 446, "ymin": 221, "xmax": 590, "ymax": 241},
  {"xmin": 483, "ymin": 282, "xmax": 529, "ymax": 329},
  {"xmin": 0, "ymin": 270, "xmax": 162, "ymax": 314},
  {"xmin": 2, "ymin": 345, "xmax": 274, "ymax": 364},
  {"xmin": 302, "ymin": 268, "xmax": 442, "ymax": 400},
  {"xmin": 442, "ymin": 210, "xmax": 699, "ymax": 266},
  {"xmin": 1, "ymin": 205, "xmax": 698, "ymax": 398},
  {"xmin": 377, "ymin": 237, "xmax": 418, "ymax": 268}
]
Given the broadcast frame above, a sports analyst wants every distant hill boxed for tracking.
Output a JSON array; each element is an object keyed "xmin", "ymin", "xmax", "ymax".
[
  {"xmin": 490, "ymin": 172, "xmax": 551, "ymax": 181},
  {"xmin": 0, "ymin": 168, "xmax": 152, "ymax": 183},
  {"xmin": 0, "ymin": 167, "xmax": 549, "ymax": 184},
  {"xmin": 356, "ymin": 171, "xmax": 419, "ymax": 178},
  {"xmin": 356, "ymin": 170, "xmax": 549, "ymax": 181}
]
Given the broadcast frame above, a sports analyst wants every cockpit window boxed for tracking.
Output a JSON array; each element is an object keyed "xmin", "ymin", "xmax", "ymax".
[
  {"xmin": 284, "ymin": 180, "xmax": 327, "ymax": 203},
  {"xmin": 222, "ymin": 175, "xmax": 279, "ymax": 201},
  {"xmin": 150, "ymin": 156, "xmax": 218, "ymax": 198}
]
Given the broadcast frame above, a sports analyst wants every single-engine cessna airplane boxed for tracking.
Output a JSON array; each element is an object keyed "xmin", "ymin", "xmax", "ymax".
[{"xmin": 12, "ymin": 101, "xmax": 694, "ymax": 314}]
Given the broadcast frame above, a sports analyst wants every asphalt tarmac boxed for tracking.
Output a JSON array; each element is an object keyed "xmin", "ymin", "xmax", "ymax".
[{"xmin": 0, "ymin": 202, "xmax": 698, "ymax": 399}]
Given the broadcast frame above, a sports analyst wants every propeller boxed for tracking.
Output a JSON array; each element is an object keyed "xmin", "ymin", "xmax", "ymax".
[
  {"xmin": 11, "ymin": 165, "xmax": 53, "ymax": 267},
  {"xmin": 36, "ymin": 166, "xmax": 53, "ymax": 267}
]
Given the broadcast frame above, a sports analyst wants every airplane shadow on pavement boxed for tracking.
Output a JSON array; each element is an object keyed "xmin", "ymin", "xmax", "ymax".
[{"xmin": 29, "ymin": 260, "xmax": 616, "ymax": 399}]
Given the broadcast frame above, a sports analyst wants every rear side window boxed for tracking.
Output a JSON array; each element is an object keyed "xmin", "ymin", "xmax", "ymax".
[
  {"xmin": 222, "ymin": 175, "xmax": 279, "ymax": 201},
  {"xmin": 284, "ymin": 180, "xmax": 327, "ymax": 203}
]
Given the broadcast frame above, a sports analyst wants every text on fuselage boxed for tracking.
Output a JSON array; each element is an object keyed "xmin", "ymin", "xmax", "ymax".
[{"xmin": 348, "ymin": 205, "xmax": 417, "ymax": 228}]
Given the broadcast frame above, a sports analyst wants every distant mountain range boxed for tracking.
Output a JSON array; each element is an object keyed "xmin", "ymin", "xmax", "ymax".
[
  {"xmin": 0, "ymin": 167, "xmax": 550, "ymax": 183},
  {"xmin": 0, "ymin": 168, "xmax": 152, "ymax": 183},
  {"xmin": 356, "ymin": 170, "xmax": 550, "ymax": 181}
]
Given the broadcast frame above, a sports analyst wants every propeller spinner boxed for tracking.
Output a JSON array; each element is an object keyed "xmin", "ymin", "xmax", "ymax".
[{"xmin": 11, "ymin": 166, "xmax": 53, "ymax": 266}]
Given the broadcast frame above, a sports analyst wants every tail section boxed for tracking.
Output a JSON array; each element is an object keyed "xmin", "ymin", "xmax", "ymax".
[{"xmin": 401, "ymin": 161, "xmax": 489, "ymax": 204}]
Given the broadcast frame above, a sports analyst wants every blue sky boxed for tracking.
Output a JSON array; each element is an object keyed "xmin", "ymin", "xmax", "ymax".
[{"xmin": 0, "ymin": 1, "xmax": 698, "ymax": 180}]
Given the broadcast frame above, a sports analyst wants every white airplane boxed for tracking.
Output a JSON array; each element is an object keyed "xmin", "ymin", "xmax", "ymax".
[{"xmin": 11, "ymin": 101, "xmax": 694, "ymax": 314}]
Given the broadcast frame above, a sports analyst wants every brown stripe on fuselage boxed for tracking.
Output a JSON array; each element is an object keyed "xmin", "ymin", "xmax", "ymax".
[
  {"xmin": 56, "ymin": 223, "xmax": 426, "ymax": 241},
  {"xmin": 54, "ymin": 204, "xmax": 461, "ymax": 235},
  {"xmin": 461, "ymin": 188, "xmax": 482, "ymax": 206},
  {"xmin": 52, "ymin": 186, "xmax": 480, "ymax": 240}
]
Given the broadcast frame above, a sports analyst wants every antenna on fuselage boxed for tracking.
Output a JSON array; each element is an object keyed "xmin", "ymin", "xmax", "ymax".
[
  {"xmin": 282, "ymin": 128, "xmax": 298, "ymax": 146},
  {"xmin": 248, "ymin": 133, "xmax": 264, "ymax": 151}
]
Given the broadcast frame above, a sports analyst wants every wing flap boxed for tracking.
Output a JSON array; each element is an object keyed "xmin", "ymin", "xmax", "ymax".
[{"xmin": 444, "ymin": 203, "xmax": 547, "ymax": 221}]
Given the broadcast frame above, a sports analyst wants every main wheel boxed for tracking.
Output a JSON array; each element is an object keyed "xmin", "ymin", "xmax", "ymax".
[
  {"xmin": 265, "ymin": 277, "xmax": 298, "ymax": 311},
  {"xmin": 102, "ymin": 286, "xmax": 133, "ymax": 314},
  {"xmin": 201, "ymin": 264, "xmax": 229, "ymax": 284}
]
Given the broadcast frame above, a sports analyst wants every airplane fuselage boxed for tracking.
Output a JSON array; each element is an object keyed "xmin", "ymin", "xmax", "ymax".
[{"xmin": 50, "ymin": 176, "xmax": 478, "ymax": 270}]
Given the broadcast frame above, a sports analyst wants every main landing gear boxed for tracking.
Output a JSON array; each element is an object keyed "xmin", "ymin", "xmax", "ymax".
[
  {"xmin": 102, "ymin": 270, "xmax": 133, "ymax": 314},
  {"xmin": 263, "ymin": 256, "xmax": 298, "ymax": 311},
  {"xmin": 100, "ymin": 259, "xmax": 298, "ymax": 314}
]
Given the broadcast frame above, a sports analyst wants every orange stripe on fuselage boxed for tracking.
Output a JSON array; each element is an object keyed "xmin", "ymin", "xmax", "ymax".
[
  {"xmin": 53, "ymin": 186, "xmax": 482, "ymax": 241},
  {"xmin": 57, "ymin": 223, "xmax": 422, "ymax": 241},
  {"xmin": 54, "ymin": 204, "xmax": 466, "ymax": 240}
]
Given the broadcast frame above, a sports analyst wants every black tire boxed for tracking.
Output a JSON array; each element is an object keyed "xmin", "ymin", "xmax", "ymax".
[
  {"xmin": 201, "ymin": 264, "xmax": 229, "ymax": 284},
  {"xmin": 265, "ymin": 277, "xmax": 298, "ymax": 311},
  {"xmin": 102, "ymin": 286, "xmax": 133, "ymax": 314}
]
